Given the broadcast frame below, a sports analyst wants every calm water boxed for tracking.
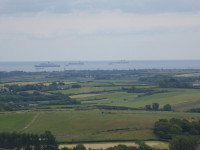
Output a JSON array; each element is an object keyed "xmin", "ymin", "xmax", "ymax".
[{"xmin": 0, "ymin": 60, "xmax": 200, "ymax": 72}]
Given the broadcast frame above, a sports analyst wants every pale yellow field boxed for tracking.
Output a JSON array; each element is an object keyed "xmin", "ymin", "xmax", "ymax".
[
  {"xmin": 1, "ymin": 81, "xmax": 40, "ymax": 86},
  {"xmin": 59, "ymin": 141, "xmax": 169, "ymax": 150},
  {"xmin": 0, "ymin": 81, "xmax": 76, "ymax": 86},
  {"xmin": 64, "ymin": 82, "xmax": 77, "ymax": 85},
  {"xmin": 175, "ymin": 73, "xmax": 200, "ymax": 77}
]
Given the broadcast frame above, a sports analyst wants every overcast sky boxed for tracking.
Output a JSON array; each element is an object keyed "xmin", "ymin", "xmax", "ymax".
[{"xmin": 0, "ymin": 0, "xmax": 200, "ymax": 61}]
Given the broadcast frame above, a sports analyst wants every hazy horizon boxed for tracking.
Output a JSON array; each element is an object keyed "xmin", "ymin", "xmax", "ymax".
[
  {"xmin": 1, "ymin": 59, "xmax": 200, "ymax": 63},
  {"xmin": 0, "ymin": 0, "xmax": 200, "ymax": 61}
]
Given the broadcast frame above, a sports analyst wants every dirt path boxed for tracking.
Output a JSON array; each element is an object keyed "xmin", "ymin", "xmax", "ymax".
[{"xmin": 18, "ymin": 112, "xmax": 40, "ymax": 132}]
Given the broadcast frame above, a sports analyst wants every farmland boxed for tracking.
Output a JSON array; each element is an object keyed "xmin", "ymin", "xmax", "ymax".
[{"xmin": 0, "ymin": 69, "xmax": 200, "ymax": 146}]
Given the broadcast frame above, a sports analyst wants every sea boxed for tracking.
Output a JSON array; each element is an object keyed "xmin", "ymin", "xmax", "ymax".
[{"xmin": 0, "ymin": 60, "xmax": 200, "ymax": 72}]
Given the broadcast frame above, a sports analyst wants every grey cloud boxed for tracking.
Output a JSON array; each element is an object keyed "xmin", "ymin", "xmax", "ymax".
[{"xmin": 0, "ymin": 0, "xmax": 200, "ymax": 14}]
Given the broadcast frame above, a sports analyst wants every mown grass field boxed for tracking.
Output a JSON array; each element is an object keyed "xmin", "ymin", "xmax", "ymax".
[{"xmin": 0, "ymin": 110, "xmax": 199, "ymax": 143}]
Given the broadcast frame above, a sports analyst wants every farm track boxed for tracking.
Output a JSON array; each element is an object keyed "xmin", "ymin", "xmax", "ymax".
[{"xmin": 18, "ymin": 112, "xmax": 40, "ymax": 132}]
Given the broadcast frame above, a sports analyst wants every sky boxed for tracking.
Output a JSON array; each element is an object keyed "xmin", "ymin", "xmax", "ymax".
[{"xmin": 0, "ymin": 0, "xmax": 200, "ymax": 61}]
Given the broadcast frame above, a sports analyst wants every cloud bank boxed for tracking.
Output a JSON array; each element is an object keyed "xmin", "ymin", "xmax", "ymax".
[
  {"xmin": 0, "ymin": 0, "xmax": 200, "ymax": 61},
  {"xmin": 1, "ymin": 11, "xmax": 200, "ymax": 37}
]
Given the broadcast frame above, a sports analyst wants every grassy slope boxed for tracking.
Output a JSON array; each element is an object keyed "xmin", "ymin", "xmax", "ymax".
[
  {"xmin": 113, "ymin": 89, "xmax": 200, "ymax": 111},
  {"xmin": 73, "ymin": 87, "xmax": 200, "ymax": 111},
  {"xmin": 80, "ymin": 92, "xmax": 138, "ymax": 105}
]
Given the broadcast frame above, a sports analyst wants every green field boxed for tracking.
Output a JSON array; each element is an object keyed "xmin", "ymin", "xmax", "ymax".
[
  {"xmin": 0, "ymin": 112, "xmax": 35, "ymax": 132},
  {"xmin": 0, "ymin": 110, "xmax": 199, "ymax": 143},
  {"xmin": 112, "ymin": 89, "xmax": 200, "ymax": 111}
]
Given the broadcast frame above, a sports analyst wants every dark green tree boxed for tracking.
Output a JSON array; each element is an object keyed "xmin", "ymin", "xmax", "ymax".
[
  {"xmin": 163, "ymin": 104, "xmax": 172, "ymax": 111},
  {"xmin": 152, "ymin": 103, "xmax": 159, "ymax": 111},
  {"xmin": 73, "ymin": 144, "xmax": 86, "ymax": 150},
  {"xmin": 42, "ymin": 130, "xmax": 58, "ymax": 150},
  {"xmin": 154, "ymin": 119, "xmax": 172, "ymax": 139}
]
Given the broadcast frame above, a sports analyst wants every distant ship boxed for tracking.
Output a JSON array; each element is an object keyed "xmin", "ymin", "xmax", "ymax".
[{"xmin": 34, "ymin": 62, "xmax": 60, "ymax": 67}]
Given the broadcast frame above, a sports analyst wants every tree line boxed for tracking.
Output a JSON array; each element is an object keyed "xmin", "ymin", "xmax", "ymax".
[
  {"xmin": 0, "ymin": 91, "xmax": 80, "ymax": 111},
  {"xmin": 145, "ymin": 103, "xmax": 172, "ymax": 111},
  {"xmin": 0, "ymin": 92, "xmax": 72, "ymax": 102},
  {"xmin": 0, "ymin": 131, "xmax": 58, "ymax": 150}
]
